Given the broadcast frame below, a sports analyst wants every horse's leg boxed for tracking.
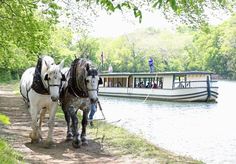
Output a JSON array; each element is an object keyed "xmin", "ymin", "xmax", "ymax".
[
  {"xmin": 29, "ymin": 103, "xmax": 41, "ymax": 143},
  {"xmin": 38, "ymin": 107, "xmax": 47, "ymax": 140},
  {"xmin": 62, "ymin": 105, "xmax": 73, "ymax": 140},
  {"xmin": 45, "ymin": 102, "xmax": 57, "ymax": 147},
  {"xmin": 69, "ymin": 105, "xmax": 81, "ymax": 148},
  {"xmin": 81, "ymin": 107, "xmax": 89, "ymax": 145}
]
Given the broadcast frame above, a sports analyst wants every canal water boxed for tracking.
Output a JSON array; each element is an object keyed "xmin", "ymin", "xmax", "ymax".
[{"xmin": 95, "ymin": 80, "xmax": 236, "ymax": 164}]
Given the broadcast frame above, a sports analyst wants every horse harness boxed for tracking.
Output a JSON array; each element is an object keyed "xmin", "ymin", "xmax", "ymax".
[
  {"xmin": 23, "ymin": 57, "xmax": 65, "ymax": 103},
  {"xmin": 67, "ymin": 58, "xmax": 100, "ymax": 98}
]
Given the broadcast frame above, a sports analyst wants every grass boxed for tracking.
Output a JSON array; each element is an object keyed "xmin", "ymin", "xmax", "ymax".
[
  {"xmin": 88, "ymin": 121, "xmax": 203, "ymax": 163},
  {"xmin": 0, "ymin": 114, "xmax": 10, "ymax": 125},
  {"xmin": 56, "ymin": 110, "xmax": 202, "ymax": 163},
  {"xmin": 0, "ymin": 82, "xmax": 23, "ymax": 163},
  {"xmin": 0, "ymin": 139, "xmax": 24, "ymax": 164}
]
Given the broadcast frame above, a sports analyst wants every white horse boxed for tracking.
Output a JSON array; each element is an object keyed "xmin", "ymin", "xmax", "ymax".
[{"xmin": 20, "ymin": 56, "xmax": 65, "ymax": 147}]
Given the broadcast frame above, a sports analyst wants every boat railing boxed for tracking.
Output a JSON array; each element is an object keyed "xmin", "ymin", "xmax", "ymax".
[{"xmin": 174, "ymin": 80, "xmax": 218, "ymax": 89}]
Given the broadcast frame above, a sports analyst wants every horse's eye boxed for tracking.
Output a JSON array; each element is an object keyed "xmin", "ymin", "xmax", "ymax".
[{"xmin": 86, "ymin": 80, "xmax": 89, "ymax": 83}]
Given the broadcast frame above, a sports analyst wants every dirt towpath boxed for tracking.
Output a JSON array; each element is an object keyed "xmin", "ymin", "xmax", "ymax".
[{"xmin": 0, "ymin": 85, "xmax": 140, "ymax": 164}]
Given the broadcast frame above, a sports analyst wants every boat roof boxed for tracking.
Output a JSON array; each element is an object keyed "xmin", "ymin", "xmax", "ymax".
[{"xmin": 100, "ymin": 71, "xmax": 214, "ymax": 77}]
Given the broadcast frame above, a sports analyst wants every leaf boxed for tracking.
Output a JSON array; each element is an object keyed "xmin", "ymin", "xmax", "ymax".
[
  {"xmin": 153, "ymin": 0, "xmax": 163, "ymax": 9},
  {"xmin": 169, "ymin": 0, "xmax": 178, "ymax": 11},
  {"xmin": 0, "ymin": 114, "xmax": 10, "ymax": 125}
]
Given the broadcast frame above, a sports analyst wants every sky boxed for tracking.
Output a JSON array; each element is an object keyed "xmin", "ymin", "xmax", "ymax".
[
  {"xmin": 90, "ymin": 9, "xmax": 231, "ymax": 38},
  {"xmin": 90, "ymin": 10, "xmax": 173, "ymax": 37}
]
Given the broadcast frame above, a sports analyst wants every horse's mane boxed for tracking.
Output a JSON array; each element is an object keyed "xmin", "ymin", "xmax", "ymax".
[{"xmin": 68, "ymin": 58, "xmax": 92, "ymax": 97}]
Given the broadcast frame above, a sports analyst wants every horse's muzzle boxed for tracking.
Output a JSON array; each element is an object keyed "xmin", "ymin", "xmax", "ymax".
[{"xmin": 51, "ymin": 96, "xmax": 59, "ymax": 102}]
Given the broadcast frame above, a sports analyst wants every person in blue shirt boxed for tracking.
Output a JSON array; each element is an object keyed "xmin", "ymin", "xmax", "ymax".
[
  {"xmin": 89, "ymin": 103, "xmax": 97, "ymax": 126},
  {"xmin": 148, "ymin": 57, "xmax": 154, "ymax": 73}
]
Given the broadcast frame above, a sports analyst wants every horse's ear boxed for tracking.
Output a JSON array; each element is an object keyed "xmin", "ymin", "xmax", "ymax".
[
  {"xmin": 44, "ymin": 74, "xmax": 49, "ymax": 81},
  {"xmin": 86, "ymin": 63, "xmax": 90, "ymax": 71},
  {"xmin": 59, "ymin": 59, "xmax": 64, "ymax": 70},
  {"xmin": 44, "ymin": 60, "xmax": 50, "ymax": 70}
]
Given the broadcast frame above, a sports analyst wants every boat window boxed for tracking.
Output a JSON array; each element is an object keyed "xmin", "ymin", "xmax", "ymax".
[
  {"xmin": 134, "ymin": 77, "xmax": 163, "ymax": 89},
  {"xmin": 105, "ymin": 77, "xmax": 127, "ymax": 87},
  {"xmin": 174, "ymin": 75, "xmax": 187, "ymax": 88},
  {"xmin": 108, "ymin": 78, "xmax": 113, "ymax": 87}
]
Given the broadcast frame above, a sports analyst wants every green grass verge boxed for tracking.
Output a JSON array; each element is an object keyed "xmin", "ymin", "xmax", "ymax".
[
  {"xmin": 88, "ymin": 121, "xmax": 202, "ymax": 163},
  {"xmin": 0, "ymin": 139, "xmax": 24, "ymax": 164},
  {"xmin": 0, "ymin": 114, "xmax": 10, "ymax": 125},
  {"xmin": 56, "ymin": 110, "xmax": 202, "ymax": 163}
]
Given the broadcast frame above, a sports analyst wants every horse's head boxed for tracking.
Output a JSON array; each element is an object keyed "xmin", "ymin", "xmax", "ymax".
[
  {"xmin": 41, "ymin": 56, "xmax": 56, "ymax": 73},
  {"xmin": 85, "ymin": 63, "xmax": 102, "ymax": 103},
  {"xmin": 43, "ymin": 59, "xmax": 66, "ymax": 102}
]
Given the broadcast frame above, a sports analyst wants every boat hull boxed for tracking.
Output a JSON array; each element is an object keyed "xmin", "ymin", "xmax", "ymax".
[{"xmin": 98, "ymin": 87, "xmax": 218, "ymax": 102}]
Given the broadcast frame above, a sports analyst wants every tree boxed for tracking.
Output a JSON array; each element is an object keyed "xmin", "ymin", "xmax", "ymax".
[
  {"xmin": 85, "ymin": 0, "xmax": 235, "ymax": 26},
  {"xmin": 185, "ymin": 14, "xmax": 236, "ymax": 79}
]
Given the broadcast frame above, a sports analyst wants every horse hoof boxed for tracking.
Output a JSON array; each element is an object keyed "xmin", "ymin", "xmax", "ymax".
[
  {"xmin": 66, "ymin": 132, "xmax": 73, "ymax": 141},
  {"xmin": 72, "ymin": 140, "xmax": 81, "ymax": 148},
  {"xmin": 43, "ymin": 141, "xmax": 55, "ymax": 149},
  {"xmin": 31, "ymin": 138, "xmax": 41, "ymax": 144},
  {"xmin": 66, "ymin": 136, "xmax": 73, "ymax": 141}
]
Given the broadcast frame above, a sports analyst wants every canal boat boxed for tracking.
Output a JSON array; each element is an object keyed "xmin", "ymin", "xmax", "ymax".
[{"xmin": 98, "ymin": 71, "xmax": 218, "ymax": 102}]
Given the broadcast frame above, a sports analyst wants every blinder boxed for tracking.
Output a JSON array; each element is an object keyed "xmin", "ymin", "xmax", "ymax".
[
  {"xmin": 44, "ymin": 74, "xmax": 49, "ymax": 81},
  {"xmin": 99, "ymin": 77, "xmax": 103, "ymax": 85},
  {"xmin": 44, "ymin": 72, "xmax": 67, "ymax": 95},
  {"xmin": 61, "ymin": 73, "xmax": 66, "ymax": 81}
]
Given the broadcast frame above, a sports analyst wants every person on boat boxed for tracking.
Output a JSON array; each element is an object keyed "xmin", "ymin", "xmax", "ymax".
[
  {"xmin": 89, "ymin": 102, "xmax": 97, "ymax": 127},
  {"xmin": 152, "ymin": 81, "xmax": 158, "ymax": 88},
  {"xmin": 146, "ymin": 82, "xmax": 152, "ymax": 88},
  {"xmin": 108, "ymin": 64, "xmax": 113, "ymax": 73},
  {"xmin": 148, "ymin": 57, "xmax": 154, "ymax": 73}
]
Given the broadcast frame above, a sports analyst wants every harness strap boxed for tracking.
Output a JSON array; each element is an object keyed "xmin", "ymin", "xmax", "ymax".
[
  {"xmin": 32, "ymin": 57, "xmax": 49, "ymax": 95},
  {"xmin": 67, "ymin": 59, "xmax": 89, "ymax": 98}
]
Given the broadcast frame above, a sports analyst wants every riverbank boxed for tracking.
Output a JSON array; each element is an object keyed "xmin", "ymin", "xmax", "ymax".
[{"xmin": 0, "ymin": 83, "xmax": 202, "ymax": 163}]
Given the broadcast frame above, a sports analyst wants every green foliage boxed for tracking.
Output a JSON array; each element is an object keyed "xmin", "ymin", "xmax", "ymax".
[
  {"xmin": 95, "ymin": 0, "xmax": 235, "ymax": 25},
  {"xmin": 186, "ymin": 14, "xmax": 236, "ymax": 79},
  {"xmin": 0, "ymin": 139, "xmax": 23, "ymax": 163},
  {"xmin": 96, "ymin": 15, "xmax": 236, "ymax": 80},
  {"xmin": 72, "ymin": 37, "xmax": 100, "ymax": 65},
  {"xmin": 45, "ymin": 27, "xmax": 74, "ymax": 66},
  {"xmin": 0, "ymin": 0, "xmax": 55, "ymax": 53},
  {"xmin": 0, "ymin": 0, "xmax": 60, "ymax": 79},
  {"xmin": 97, "ymin": 27, "xmax": 193, "ymax": 72},
  {"xmin": 96, "ymin": 0, "xmax": 142, "ymax": 22},
  {"xmin": 0, "ymin": 114, "xmax": 10, "ymax": 125},
  {"xmin": 0, "ymin": 0, "xmax": 235, "ymax": 81}
]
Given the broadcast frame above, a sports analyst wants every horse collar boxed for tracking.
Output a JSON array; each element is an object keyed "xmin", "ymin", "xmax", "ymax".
[
  {"xmin": 31, "ymin": 57, "xmax": 49, "ymax": 95},
  {"xmin": 68, "ymin": 59, "xmax": 89, "ymax": 98}
]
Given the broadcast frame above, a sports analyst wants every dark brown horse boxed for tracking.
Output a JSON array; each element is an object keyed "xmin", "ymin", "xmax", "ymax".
[{"xmin": 60, "ymin": 58, "xmax": 102, "ymax": 148}]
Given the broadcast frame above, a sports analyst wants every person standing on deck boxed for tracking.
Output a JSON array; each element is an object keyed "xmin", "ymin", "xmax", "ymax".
[
  {"xmin": 148, "ymin": 57, "xmax": 154, "ymax": 73},
  {"xmin": 108, "ymin": 64, "xmax": 113, "ymax": 73}
]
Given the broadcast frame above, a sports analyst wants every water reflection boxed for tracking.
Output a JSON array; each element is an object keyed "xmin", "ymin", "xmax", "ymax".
[{"xmin": 95, "ymin": 81, "xmax": 236, "ymax": 164}]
